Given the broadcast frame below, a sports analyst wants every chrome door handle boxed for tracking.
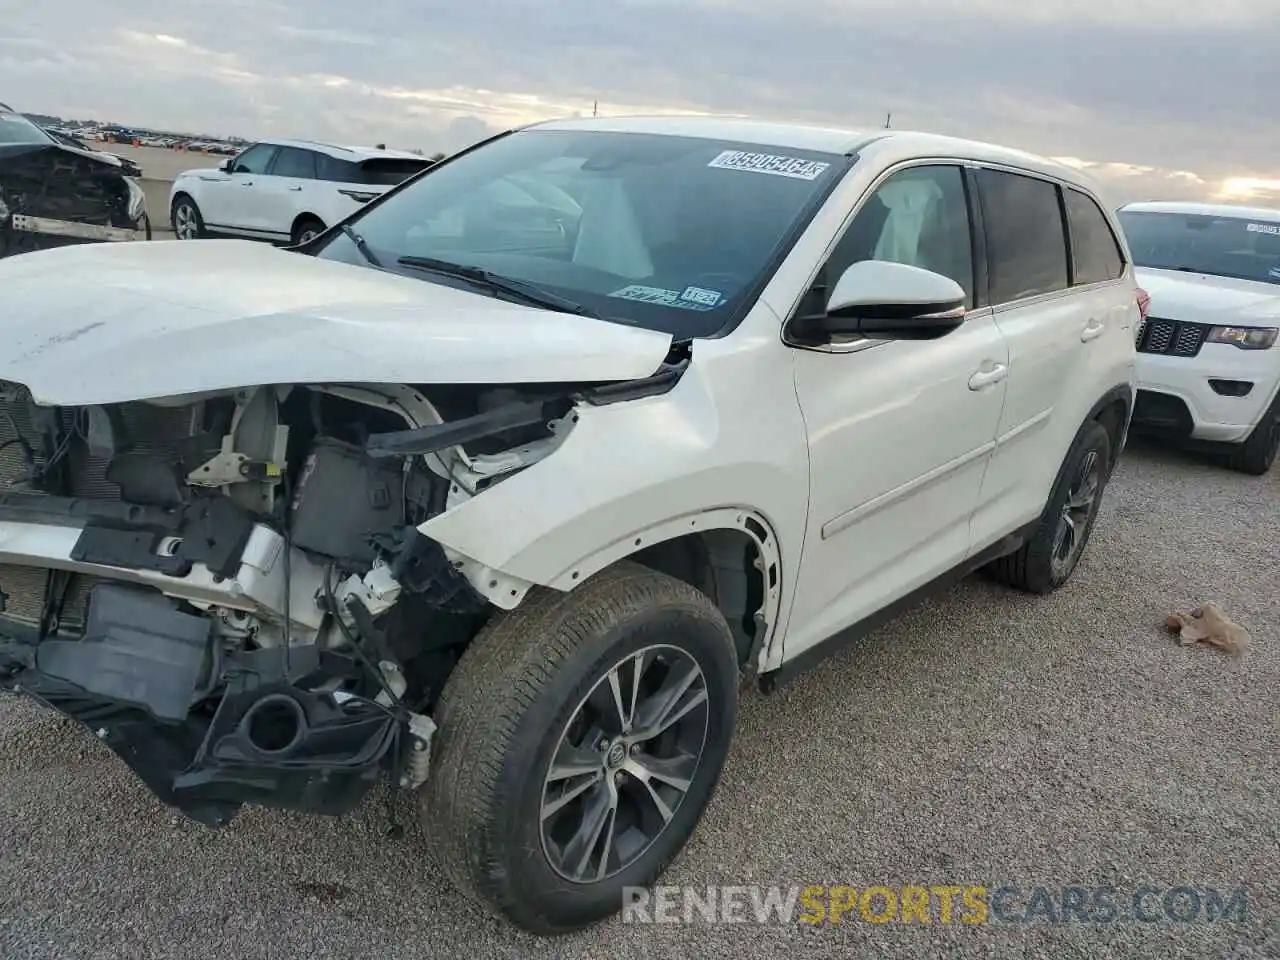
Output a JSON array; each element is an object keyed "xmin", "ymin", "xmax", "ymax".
[
  {"xmin": 968, "ymin": 363, "xmax": 1008, "ymax": 391},
  {"xmin": 1081, "ymin": 319, "xmax": 1105, "ymax": 342},
  {"xmin": 287, "ymin": 185, "xmax": 303, "ymax": 191},
  {"xmin": 241, "ymin": 180, "xmax": 254, "ymax": 186}
]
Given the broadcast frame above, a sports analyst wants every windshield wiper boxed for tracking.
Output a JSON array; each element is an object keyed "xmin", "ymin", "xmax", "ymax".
[
  {"xmin": 339, "ymin": 224, "xmax": 383, "ymax": 267},
  {"xmin": 396, "ymin": 255, "xmax": 599, "ymax": 318}
]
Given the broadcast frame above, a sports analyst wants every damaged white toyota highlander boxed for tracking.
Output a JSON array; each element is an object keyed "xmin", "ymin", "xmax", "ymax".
[{"xmin": 0, "ymin": 117, "xmax": 1138, "ymax": 934}]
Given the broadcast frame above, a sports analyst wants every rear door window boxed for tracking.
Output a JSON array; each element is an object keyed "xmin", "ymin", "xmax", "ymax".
[
  {"xmin": 270, "ymin": 147, "xmax": 318, "ymax": 179},
  {"xmin": 1064, "ymin": 188, "xmax": 1125, "ymax": 284},
  {"xmin": 977, "ymin": 169, "xmax": 1070, "ymax": 304}
]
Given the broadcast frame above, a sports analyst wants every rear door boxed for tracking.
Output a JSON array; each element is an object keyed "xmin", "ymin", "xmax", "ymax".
[
  {"xmin": 255, "ymin": 146, "xmax": 319, "ymax": 239},
  {"xmin": 968, "ymin": 168, "xmax": 1130, "ymax": 550}
]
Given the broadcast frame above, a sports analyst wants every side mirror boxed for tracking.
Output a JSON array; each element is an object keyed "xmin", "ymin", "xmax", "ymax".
[
  {"xmin": 220, "ymin": 159, "xmax": 234, "ymax": 173},
  {"xmin": 804, "ymin": 260, "xmax": 968, "ymax": 341}
]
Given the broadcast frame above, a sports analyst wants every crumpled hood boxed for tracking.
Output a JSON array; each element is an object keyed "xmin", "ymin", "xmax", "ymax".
[
  {"xmin": 1136, "ymin": 267, "xmax": 1280, "ymax": 326},
  {"xmin": 0, "ymin": 240, "xmax": 674, "ymax": 406}
]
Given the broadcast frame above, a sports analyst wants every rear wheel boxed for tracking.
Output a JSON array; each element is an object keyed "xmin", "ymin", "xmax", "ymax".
[
  {"xmin": 170, "ymin": 196, "xmax": 204, "ymax": 240},
  {"xmin": 291, "ymin": 217, "xmax": 326, "ymax": 246},
  {"xmin": 1224, "ymin": 395, "xmax": 1279, "ymax": 476},
  {"xmin": 420, "ymin": 561, "xmax": 739, "ymax": 935},
  {"xmin": 988, "ymin": 420, "xmax": 1112, "ymax": 594}
]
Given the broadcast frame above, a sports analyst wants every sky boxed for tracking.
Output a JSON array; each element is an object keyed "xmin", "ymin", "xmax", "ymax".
[{"xmin": 3, "ymin": 0, "xmax": 1278, "ymax": 206}]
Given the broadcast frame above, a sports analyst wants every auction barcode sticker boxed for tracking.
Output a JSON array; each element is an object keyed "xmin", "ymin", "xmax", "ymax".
[
  {"xmin": 707, "ymin": 150, "xmax": 831, "ymax": 181},
  {"xmin": 1245, "ymin": 222, "xmax": 1280, "ymax": 236}
]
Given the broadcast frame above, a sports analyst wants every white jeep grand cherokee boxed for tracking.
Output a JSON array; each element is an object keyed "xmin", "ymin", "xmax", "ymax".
[
  {"xmin": 0, "ymin": 117, "xmax": 1138, "ymax": 935},
  {"xmin": 1117, "ymin": 201, "xmax": 1280, "ymax": 475}
]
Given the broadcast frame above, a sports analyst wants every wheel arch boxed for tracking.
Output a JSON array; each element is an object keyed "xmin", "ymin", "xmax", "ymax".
[
  {"xmin": 169, "ymin": 189, "xmax": 196, "ymax": 218},
  {"xmin": 291, "ymin": 212, "xmax": 326, "ymax": 239},
  {"xmin": 1086, "ymin": 382, "xmax": 1135, "ymax": 465},
  {"xmin": 453, "ymin": 508, "xmax": 785, "ymax": 676},
  {"xmin": 600, "ymin": 509, "xmax": 783, "ymax": 674}
]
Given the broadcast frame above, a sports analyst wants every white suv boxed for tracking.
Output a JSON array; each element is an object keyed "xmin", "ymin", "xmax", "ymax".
[
  {"xmin": 0, "ymin": 117, "xmax": 1137, "ymax": 935},
  {"xmin": 168, "ymin": 138, "xmax": 432, "ymax": 245},
  {"xmin": 1117, "ymin": 201, "xmax": 1280, "ymax": 474}
]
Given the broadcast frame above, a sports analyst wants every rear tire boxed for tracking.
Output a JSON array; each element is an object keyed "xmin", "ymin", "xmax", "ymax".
[
  {"xmin": 988, "ymin": 420, "xmax": 1112, "ymax": 594},
  {"xmin": 1224, "ymin": 395, "xmax": 1279, "ymax": 476},
  {"xmin": 420, "ymin": 561, "xmax": 739, "ymax": 935},
  {"xmin": 291, "ymin": 217, "xmax": 326, "ymax": 246}
]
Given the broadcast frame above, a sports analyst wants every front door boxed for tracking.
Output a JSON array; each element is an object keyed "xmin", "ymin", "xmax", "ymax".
[{"xmin": 783, "ymin": 163, "xmax": 1010, "ymax": 658}]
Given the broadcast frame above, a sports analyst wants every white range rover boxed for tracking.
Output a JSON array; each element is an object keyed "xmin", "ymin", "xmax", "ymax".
[
  {"xmin": 0, "ymin": 117, "xmax": 1138, "ymax": 934},
  {"xmin": 168, "ymin": 137, "xmax": 434, "ymax": 246},
  {"xmin": 1117, "ymin": 201, "xmax": 1280, "ymax": 474}
]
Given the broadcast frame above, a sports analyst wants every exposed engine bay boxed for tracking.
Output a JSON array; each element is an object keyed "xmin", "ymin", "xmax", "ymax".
[
  {"xmin": 0, "ymin": 141, "xmax": 149, "ymax": 258},
  {"xmin": 0, "ymin": 378, "xmax": 587, "ymax": 826}
]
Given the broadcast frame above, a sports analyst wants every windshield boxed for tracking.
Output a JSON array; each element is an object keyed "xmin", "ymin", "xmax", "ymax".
[
  {"xmin": 1119, "ymin": 210, "xmax": 1280, "ymax": 286},
  {"xmin": 0, "ymin": 112, "xmax": 53, "ymax": 145},
  {"xmin": 313, "ymin": 128, "xmax": 847, "ymax": 337}
]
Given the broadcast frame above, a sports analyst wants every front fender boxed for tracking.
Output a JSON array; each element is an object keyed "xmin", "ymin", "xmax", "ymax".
[{"xmin": 417, "ymin": 348, "xmax": 811, "ymax": 609}]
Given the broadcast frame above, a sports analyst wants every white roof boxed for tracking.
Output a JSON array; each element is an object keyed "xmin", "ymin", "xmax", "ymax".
[
  {"xmin": 257, "ymin": 138, "xmax": 425, "ymax": 162},
  {"xmin": 526, "ymin": 115, "xmax": 1097, "ymax": 188},
  {"xmin": 1120, "ymin": 200, "xmax": 1280, "ymax": 222}
]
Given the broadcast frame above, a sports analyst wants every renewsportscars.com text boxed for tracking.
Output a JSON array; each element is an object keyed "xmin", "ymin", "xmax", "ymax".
[{"xmin": 622, "ymin": 884, "xmax": 1250, "ymax": 925}]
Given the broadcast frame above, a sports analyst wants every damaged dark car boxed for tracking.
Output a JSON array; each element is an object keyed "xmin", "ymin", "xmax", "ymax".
[{"xmin": 0, "ymin": 106, "xmax": 150, "ymax": 258}]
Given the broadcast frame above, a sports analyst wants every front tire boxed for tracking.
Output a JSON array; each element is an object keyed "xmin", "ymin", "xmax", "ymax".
[
  {"xmin": 988, "ymin": 420, "xmax": 1112, "ymax": 594},
  {"xmin": 421, "ymin": 562, "xmax": 739, "ymax": 935},
  {"xmin": 170, "ymin": 196, "xmax": 204, "ymax": 240},
  {"xmin": 1224, "ymin": 395, "xmax": 1279, "ymax": 476}
]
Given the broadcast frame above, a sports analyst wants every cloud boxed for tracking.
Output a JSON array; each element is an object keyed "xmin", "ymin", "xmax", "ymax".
[{"xmin": 1, "ymin": 0, "xmax": 1277, "ymax": 201}]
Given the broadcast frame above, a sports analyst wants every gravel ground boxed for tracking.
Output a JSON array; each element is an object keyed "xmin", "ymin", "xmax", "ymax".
[{"xmin": 1, "ymin": 439, "xmax": 1276, "ymax": 960}]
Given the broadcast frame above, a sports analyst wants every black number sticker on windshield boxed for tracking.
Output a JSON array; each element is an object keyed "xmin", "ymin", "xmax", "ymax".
[
  {"xmin": 1246, "ymin": 222, "xmax": 1280, "ymax": 236},
  {"xmin": 706, "ymin": 150, "xmax": 831, "ymax": 181}
]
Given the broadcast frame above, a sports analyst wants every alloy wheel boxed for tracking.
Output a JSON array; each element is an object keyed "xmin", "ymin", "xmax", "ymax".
[
  {"xmin": 1051, "ymin": 449, "xmax": 1101, "ymax": 579},
  {"xmin": 540, "ymin": 644, "xmax": 710, "ymax": 884},
  {"xmin": 173, "ymin": 204, "xmax": 197, "ymax": 240}
]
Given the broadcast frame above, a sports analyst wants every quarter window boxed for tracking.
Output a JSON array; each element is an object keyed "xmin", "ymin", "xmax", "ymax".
[
  {"xmin": 977, "ymin": 169, "xmax": 1070, "ymax": 304},
  {"xmin": 271, "ymin": 147, "xmax": 318, "ymax": 180},
  {"xmin": 824, "ymin": 164, "xmax": 975, "ymax": 307},
  {"xmin": 1064, "ymin": 188, "xmax": 1125, "ymax": 284}
]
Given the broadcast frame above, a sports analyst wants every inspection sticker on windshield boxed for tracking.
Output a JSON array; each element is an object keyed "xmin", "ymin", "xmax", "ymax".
[
  {"xmin": 609, "ymin": 284, "xmax": 718, "ymax": 311},
  {"xmin": 706, "ymin": 150, "xmax": 831, "ymax": 181},
  {"xmin": 1246, "ymin": 222, "xmax": 1280, "ymax": 236},
  {"xmin": 680, "ymin": 286, "xmax": 723, "ymax": 308}
]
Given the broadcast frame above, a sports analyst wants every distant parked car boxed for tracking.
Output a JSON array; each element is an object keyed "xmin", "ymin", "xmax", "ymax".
[
  {"xmin": 169, "ymin": 138, "xmax": 434, "ymax": 245},
  {"xmin": 1, "ymin": 106, "xmax": 149, "ymax": 257},
  {"xmin": 1117, "ymin": 200, "xmax": 1280, "ymax": 474}
]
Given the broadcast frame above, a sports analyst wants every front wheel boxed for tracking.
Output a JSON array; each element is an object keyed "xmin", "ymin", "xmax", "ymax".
[
  {"xmin": 1224, "ymin": 396, "xmax": 1279, "ymax": 476},
  {"xmin": 170, "ymin": 196, "xmax": 204, "ymax": 240},
  {"xmin": 421, "ymin": 562, "xmax": 739, "ymax": 935},
  {"xmin": 987, "ymin": 420, "xmax": 1113, "ymax": 594}
]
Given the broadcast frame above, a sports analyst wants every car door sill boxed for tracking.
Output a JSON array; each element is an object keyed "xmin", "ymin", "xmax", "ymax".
[{"xmin": 758, "ymin": 519, "xmax": 1039, "ymax": 692}]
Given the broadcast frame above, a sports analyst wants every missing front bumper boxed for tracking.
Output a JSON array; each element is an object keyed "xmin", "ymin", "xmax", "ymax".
[{"xmin": 1, "ymin": 582, "xmax": 402, "ymax": 827}]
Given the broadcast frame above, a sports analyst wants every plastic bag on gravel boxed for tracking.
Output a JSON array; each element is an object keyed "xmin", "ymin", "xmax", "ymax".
[{"xmin": 1163, "ymin": 602, "xmax": 1251, "ymax": 658}]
